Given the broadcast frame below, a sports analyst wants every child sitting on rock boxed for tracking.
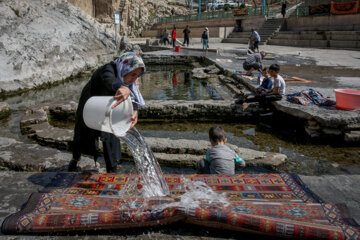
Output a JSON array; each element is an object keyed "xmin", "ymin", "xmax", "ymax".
[
  {"xmin": 197, "ymin": 126, "xmax": 245, "ymax": 174},
  {"xmin": 256, "ymin": 67, "xmax": 272, "ymax": 94}
]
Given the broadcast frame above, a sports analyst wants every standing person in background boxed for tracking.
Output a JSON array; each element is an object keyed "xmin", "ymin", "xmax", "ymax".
[
  {"xmin": 171, "ymin": 8, "xmax": 175, "ymax": 15},
  {"xmin": 162, "ymin": 28, "xmax": 170, "ymax": 46},
  {"xmin": 281, "ymin": 2, "xmax": 287, "ymax": 18},
  {"xmin": 205, "ymin": 27, "xmax": 210, "ymax": 48},
  {"xmin": 172, "ymin": 25, "xmax": 177, "ymax": 48},
  {"xmin": 201, "ymin": 30, "xmax": 209, "ymax": 52},
  {"xmin": 183, "ymin": 25, "xmax": 191, "ymax": 47},
  {"xmin": 249, "ymin": 28, "xmax": 261, "ymax": 53},
  {"xmin": 69, "ymin": 52, "xmax": 146, "ymax": 173}
]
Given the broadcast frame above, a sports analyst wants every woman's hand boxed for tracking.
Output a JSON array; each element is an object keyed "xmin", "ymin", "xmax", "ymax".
[
  {"xmin": 112, "ymin": 86, "xmax": 130, "ymax": 109},
  {"xmin": 130, "ymin": 110, "xmax": 138, "ymax": 129}
]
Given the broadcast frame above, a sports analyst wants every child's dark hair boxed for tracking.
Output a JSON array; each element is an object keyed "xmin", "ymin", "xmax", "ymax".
[
  {"xmin": 269, "ymin": 64, "xmax": 280, "ymax": 72},
  {"xmin": 209, "ymin": 126, "xmax": 226, "ymax": 143},
  {"xmin": 262, "ymin": 67, "xmax": 268, "ymax": 71}
]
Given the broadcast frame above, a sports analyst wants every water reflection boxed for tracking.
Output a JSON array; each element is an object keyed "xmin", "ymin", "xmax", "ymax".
[{"xmin": 139, "ymin": 70, "xmax": 219, "ymax": 100}]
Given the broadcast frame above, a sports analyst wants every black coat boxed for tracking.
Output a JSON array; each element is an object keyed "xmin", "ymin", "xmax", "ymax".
[{"xmin": 72, "ymin": 62, "xmax": 120, "ymax": 159}]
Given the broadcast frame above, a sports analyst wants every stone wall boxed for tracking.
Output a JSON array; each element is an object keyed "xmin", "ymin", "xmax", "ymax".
[
  {"xmin": 67, "ymin": 0, "xmax": 94, "ymax": 17},
  {"xmin": 286, "ymin": 14, "xmax": 360, "ymax": 31}
]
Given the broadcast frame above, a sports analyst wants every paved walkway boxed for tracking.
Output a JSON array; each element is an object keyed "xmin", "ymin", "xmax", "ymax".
[{"xmin": 188, "ymin": 42, "xmax": 360, "ymax": 70}]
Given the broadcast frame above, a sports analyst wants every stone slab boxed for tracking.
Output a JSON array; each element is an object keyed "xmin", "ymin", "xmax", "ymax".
[
  {"xmin": 0, "ymin": 137, "xmax": 102, "ymax": 172},
  {"xmin": 300, "ymin": 175, "xmax": 360, "ymax": 224}
]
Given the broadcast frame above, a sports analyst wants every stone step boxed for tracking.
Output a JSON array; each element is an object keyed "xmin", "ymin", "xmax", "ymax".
[
  {"xmin": 274, "ymin": 32, "xmax": 360, "ymax": 41},
  {"xmin": 222, "ymin": 38, "xmax": 249, "ymax": 44},
  {"xmin": 222, "ymin": 38, "xmax": 266, "ymax": 45},
  {"xmin": 268, "ymin": 39, "xmax": 360, "ymax": 48}
]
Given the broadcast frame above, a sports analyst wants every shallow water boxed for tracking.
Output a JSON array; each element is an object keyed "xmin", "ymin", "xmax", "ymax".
[
  {"xmin": 1, "ymin": 64, "xmax": 359, "ymax": 176},
  {"xmin": 140, "ymin": 68, "xmax": 220, "ymax": 100},
  {"xmin": 136, "ymin": 121, "xmax": 360, "ymax": 175}
]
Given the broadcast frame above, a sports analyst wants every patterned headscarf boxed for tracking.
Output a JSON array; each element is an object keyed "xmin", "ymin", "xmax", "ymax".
[{"xmin": 113, "ymin": 52, "xmax": 146, "ymax": 106}]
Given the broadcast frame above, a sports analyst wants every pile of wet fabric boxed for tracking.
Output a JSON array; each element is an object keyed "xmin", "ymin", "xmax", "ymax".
[{"xmin": 286, "ymin": 88, "xmax": 336, "ymax": 106}]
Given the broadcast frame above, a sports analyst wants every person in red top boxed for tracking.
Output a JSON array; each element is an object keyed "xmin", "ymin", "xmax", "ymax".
[{"xmin": 172, "ymin": 25, "xmax": 177, "ymax": 48}]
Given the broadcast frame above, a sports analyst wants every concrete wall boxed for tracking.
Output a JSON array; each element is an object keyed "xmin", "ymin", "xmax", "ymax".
[
  {"xmin": 152, "ymin": 18, "xmax": 237, "ymax": 30},
  {"xmin": 239, "ymin": 16, "xmax": 266, "ymax": 32},
  {"xmin": 67, "ymin": 0, "xmax": 94, "ymax": 17},
  {"xmin": 142, "ymin": 26, "xmax": 234, "ymax": 38},
  {"xmin": 286, "ymin": 14, "xmax": 360, "ymax": 31}
]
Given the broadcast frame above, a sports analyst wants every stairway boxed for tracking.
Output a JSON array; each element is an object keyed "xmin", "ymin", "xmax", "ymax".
[{"xmin": 222, "ymin": 18, "xmax": 284, "ymax": 45}]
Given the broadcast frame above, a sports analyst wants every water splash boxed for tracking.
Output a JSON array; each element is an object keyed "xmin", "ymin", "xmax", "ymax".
[
  {"xmin": 118, "ymin": 127, "xmax": 229, "ymax": 212},
  {"xmin": 149, "ymin": 177, "xmax": 230, "ymax": 214},
  {"xmin": 120, "ymin": 127, "xmax": 170, "ymax": 197}
]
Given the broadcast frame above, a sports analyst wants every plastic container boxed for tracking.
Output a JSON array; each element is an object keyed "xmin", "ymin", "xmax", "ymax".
[
  {"xmin": 334, "ymin": 89, "xmax": 360, "ymax": 110},
  {"xmin": 83, "ymin": 96, "xmax": 133, "ymax": 137},
  {"xmin": 174, "ymin": 46, "xmax": 181, "ymax": 52}
]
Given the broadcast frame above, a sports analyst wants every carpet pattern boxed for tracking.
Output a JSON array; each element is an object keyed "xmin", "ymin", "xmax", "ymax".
[{"xmin": 2, "ymin": 173, "xmax": 359, "ymax": 239}]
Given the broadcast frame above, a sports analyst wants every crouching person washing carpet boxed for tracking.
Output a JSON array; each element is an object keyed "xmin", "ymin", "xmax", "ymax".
[
  {"xmin": 69, "ymin": 52, "xmax": 146, "ymax": 173},
  {"xmin": 197, "ymin": 126, "xmax": 245, "ymax": 175}
]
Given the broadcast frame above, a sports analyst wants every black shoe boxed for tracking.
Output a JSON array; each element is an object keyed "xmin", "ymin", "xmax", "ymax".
[{"xmin": 68, "ymin": 159, "xmax": 78, "ymax": 172}]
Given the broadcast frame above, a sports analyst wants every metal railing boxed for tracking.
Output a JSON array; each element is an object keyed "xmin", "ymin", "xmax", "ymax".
[{"xmin": 155, "ymin": 7, "xmax": 280, "ymax": 24}]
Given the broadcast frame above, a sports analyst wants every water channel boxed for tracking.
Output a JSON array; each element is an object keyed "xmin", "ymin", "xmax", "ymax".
[{"xmin": 1, "ymin": 64, "xmax": 359, "ymax": 176}]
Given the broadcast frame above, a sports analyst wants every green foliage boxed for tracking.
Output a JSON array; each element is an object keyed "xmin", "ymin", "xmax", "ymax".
[
  {"xmin": 10, "ymin": 7, "xmax": 20, "ymax": 17},
  {"xmin": 240, "ymin": 3, "xmax": 246, "ymax": 9},
  {"xmin": 224, "ymin": 5, "xmax": 230, "ymax": 11}
]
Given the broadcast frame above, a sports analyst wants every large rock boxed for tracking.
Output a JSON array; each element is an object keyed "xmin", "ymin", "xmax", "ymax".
[{"xmin": 0, "ymin": 0, "xmax": 116, "ymax": 95}]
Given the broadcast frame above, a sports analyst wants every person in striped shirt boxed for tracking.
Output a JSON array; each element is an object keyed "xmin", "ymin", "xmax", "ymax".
[{"xmin": 243, "ymin": 51, "xmax": 266, "ymax": 76}]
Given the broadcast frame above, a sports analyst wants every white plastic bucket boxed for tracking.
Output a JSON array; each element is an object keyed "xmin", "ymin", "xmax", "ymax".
[{"xmin": 83, "ymin": 96, "xmax": 133, "ymax": 137}]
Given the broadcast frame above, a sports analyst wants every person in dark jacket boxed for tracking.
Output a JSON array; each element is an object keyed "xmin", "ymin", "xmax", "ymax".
[
  {"xmin": 256, "ymin": 67, "xmax": 273, "ymax": 93},
  {"xmin": 281, "ymin": 2, "xmax": 287, "ymax": 18},
  {"xmin": 69, "ymin": 52, "xmax": 146, "ymax": 173},
  {"xmin": 183, "ymin": 25, "xmax": 191, "ymax": 47}
]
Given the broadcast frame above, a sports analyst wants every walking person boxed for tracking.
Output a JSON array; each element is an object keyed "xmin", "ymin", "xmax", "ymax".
[
  {"xmin": 281, "ymin": 2, "xmax": 287, "ymax": 18},
  {"xmin": 249, "ymin": 28, "xmax": 261, "ymax": 53},
  {"xmin": 68, "ymin": 52, "xmax": 146, "ymax": 173},
  {"xmin": 201, "ymin": 30, "xmax": 209, "ymax": 52},
  {"xmin": 183, "ymin": 25, "xmax": 191, "ymax": 47},
  {"xmin": 172, "ymin": 25, "xmax": 177, "ymax": 48}
]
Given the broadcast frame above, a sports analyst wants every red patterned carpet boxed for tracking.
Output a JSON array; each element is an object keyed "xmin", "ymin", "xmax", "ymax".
[{"xmin": 2, "ymin": 172, "xmax": 359, "ymax": 239}]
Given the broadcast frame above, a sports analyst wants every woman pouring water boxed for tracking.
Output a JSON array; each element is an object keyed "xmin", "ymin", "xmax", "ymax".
[{"xmin": 69, "ymin": 52, "xmax": 146, "ymax": 173}]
